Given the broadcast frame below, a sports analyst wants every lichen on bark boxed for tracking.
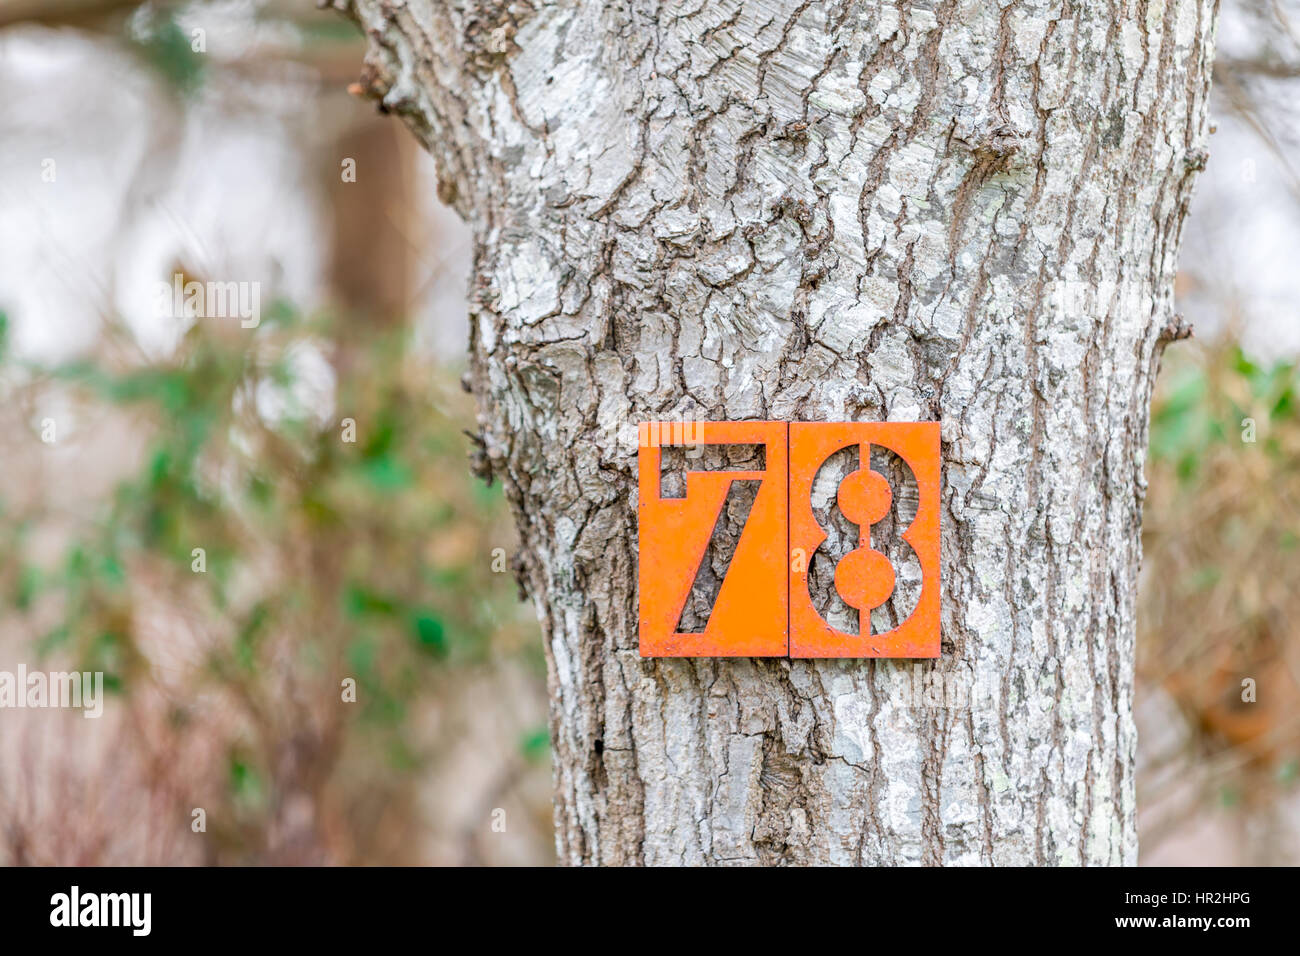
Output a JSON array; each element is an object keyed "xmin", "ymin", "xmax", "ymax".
[{"xmin": 334, "ymin": 0, "xmax": 1220, "ymax": 865}]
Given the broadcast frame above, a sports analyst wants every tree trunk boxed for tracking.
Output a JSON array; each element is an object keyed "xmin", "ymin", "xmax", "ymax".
[{"xmin": 336, "ymin": 0, "xmax": 1218, "ymax": 865}]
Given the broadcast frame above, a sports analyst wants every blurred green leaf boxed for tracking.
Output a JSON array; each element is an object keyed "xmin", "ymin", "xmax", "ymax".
[
  {"xmin": 127, "ymin": 6, "xmax": 206, "ymax": 96},
  {"xmin": 411, "ymin": 612, "xmax": 446, "ymax": 656},
  {"xmin": 520, "ymin": 725, "xmax": 550, "ymax": 762}
]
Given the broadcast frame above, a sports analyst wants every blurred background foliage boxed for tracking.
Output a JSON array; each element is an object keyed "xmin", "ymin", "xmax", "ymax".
[
  {"xmin": 1141, "ymin": 337, "xmax": 1300, "ymax": 859},
  {"xmin": 0, "ymin": 304, "xmax": 549, "ymax": 864},
  {"xmin": 0, "ymin": 0, "xmax": 559, "ymax": 865}
]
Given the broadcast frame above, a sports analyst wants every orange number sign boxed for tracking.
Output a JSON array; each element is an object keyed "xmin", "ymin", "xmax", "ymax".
[{"xmin": 638, "ymin": 421, "xmax": 940, "ymax": 658}]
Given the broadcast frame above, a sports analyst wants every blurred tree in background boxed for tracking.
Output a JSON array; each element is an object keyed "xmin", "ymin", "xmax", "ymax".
[{"xmin": 0, "ymin": 0, "xmax": 554, "ymax": 865}]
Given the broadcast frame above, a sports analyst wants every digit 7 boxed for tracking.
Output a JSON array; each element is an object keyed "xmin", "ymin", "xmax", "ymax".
[{"xmin": 637, "ymin": 421, "xmax": 789, "ymax": 657}]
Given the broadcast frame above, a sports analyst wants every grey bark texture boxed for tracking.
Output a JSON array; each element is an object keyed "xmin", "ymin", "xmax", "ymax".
[{"xmin": 336, "ymin": 0, "xmax": 1219, "ymax": 865}]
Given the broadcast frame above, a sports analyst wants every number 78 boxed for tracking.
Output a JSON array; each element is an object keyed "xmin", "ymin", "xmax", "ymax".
[{"xmin": 637, "ymin": 421, "xmax": 941, "ymax": 658}]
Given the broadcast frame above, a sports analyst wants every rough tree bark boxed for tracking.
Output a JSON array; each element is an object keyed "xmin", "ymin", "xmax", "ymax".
[{"xmin": 335, "ymin": 0, "xmax": 1218, "ymax": 865}]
